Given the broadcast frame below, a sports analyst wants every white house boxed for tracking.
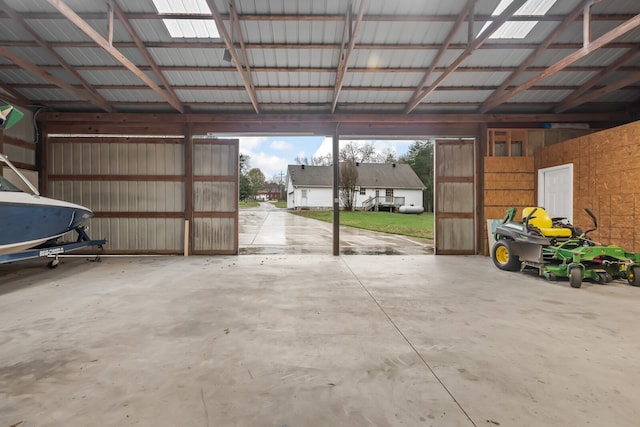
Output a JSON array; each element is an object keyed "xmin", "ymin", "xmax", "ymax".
[{"xmin": 286, "ymin": 163, "xmax": 425, "ymax": 210}]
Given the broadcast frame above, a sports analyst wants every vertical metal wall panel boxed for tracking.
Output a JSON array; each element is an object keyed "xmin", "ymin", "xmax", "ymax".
[
  {"xmin": 193, "ymin": 218, "xmax": 235, "ymax": 251},
  {"xmin": 48, "ymin": 140, "xmax": 184, "ymax": 175},
  {"xmin": 46, "ymin": 137, "xmax": 186, "ymax": 253},
  {"xmin": 44, "ymin": 133, "xmax": 239, "ymax": 255},
  {"xmin": 435, "ymin": 139, "xmax": 476, "ymax": 255},
  {"xmin": 193, "ymin": 143, "xmax": 234, "ymax": 176},
  {"xmin": 49, "ymin": 181, "xmax": 184, "ymax": 212},
  {"xmin": 437, "ymin": 218, "xmax": 475, "ymax": 252},
  {"xmin": 86, "ymin": 218, "xmax": 183, "ymax": 252},
  {"xmin": 192, "ymin": 139, "xmax": 239, "ymax": 255},
  {"xmin": 193, "ymin": 182, "xmax": 236, "ymax": 212}
]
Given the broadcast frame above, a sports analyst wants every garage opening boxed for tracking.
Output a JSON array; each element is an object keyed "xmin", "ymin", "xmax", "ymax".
[{"xmin": 233, "ymin": 134, "xmax": 437, "ymax": 255}]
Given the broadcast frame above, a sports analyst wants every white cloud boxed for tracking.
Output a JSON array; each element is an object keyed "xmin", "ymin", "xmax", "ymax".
[
  {"xmin": 313, "ymin": 137, "xmax": 333, "ymax": 158},
  {"xmin": 238, "ymin": 136, "xmax": 267, "ymax": 151},
  {"xmin": 270, "ymin": 140, "xmax": 293, "ymax": 151},
  {"xmin": 250, "ymin": 151, "xmax": 289, "ymax": 181}
]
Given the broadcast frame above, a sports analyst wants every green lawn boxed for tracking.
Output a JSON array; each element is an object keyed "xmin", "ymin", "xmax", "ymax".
[
  {"xmin": 292, "ymin": 210, "xmax": 434, "ymax": 240},
  {"xmin": 239, "ymin": 200, "xmax": 260, "ymax": 208},
  {"xmin": 273, "ymin": 200, "xmax": 287, "ymax": 208}
]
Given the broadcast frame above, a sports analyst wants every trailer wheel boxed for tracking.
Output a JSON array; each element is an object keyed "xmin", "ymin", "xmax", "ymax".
[
  {"xmin": 569, "ymin": 267, "xmax": 583, "ymax": 288},
  {"xmin": 492, "ymin": 240, "xmax": 521, "ymax": 272},
  {"xmin": 628, "ymin": 266, "xmax": 640, "ymax": 287},
  {"xmin": 48, "ymin": 259, "xmax": 59, "ymax": 269}
]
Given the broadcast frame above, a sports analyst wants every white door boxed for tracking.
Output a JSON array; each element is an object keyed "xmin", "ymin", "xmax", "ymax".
[{"xmin": 538, "ymin": 164, "xmax": 573, "ymax": 221}]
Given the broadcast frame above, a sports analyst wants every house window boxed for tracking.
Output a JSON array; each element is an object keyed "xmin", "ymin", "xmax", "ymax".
[
  {"xmin": 301, "ymin": 189, "xmax": 307, "ymax": 198},
  {"xmin": 360, "ymin": 187, "xmax": 366, "ymax": 195},
  {"xmin": 385, "ymin": 189, "xmax": 393, "ymax": 198}
]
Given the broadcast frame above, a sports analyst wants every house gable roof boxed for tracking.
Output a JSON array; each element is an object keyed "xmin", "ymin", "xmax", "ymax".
[{"xmin": 287, "ymin": 163, "xmax": 425, "ymax": 189}]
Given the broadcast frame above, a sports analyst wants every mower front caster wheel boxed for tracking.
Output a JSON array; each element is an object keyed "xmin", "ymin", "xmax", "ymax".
[
  {"xmin": 628, "ymin": 266, "xmax": 640, "ymax": 287},
  {"xmin": 492, "ymin": 240, "xmax": 521, "ymax": 272},
  {"xmin": 569, "ymin": 267, "xmax": 583, "ymax": 288}
]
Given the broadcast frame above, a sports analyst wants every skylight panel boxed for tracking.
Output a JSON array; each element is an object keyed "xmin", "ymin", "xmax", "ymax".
[
  {"xmin": 481, "ymin": 0, "xmax": 558, "ymax": 39},
  {"xmin": 152, "ymin": 0, "xmax": 220, "ymax": 39}
]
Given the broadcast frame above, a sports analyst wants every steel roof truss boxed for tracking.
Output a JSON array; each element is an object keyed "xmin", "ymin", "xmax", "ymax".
[{"xmin": 404, "ymin": 0, "xmax": 528, "ymax": 114}]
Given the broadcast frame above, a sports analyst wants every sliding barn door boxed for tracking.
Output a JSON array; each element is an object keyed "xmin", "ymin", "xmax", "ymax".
[
  {"xmin": 191, "ymin": 138, "xmax": 239, "ymax": 255},
  {"xmin": 435, "ymin": 139, "xmax": 476, "ymax": 255}
]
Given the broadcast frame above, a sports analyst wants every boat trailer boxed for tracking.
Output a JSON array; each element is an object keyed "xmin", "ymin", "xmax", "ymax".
[{"xmin": 0, "ymin": 226, "xmax": 106, "ymax": 268}]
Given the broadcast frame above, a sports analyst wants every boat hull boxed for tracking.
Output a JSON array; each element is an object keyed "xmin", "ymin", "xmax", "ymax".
[{"xmin": 0, "ymin": 195, "xmax": 93, "ymax": 255}]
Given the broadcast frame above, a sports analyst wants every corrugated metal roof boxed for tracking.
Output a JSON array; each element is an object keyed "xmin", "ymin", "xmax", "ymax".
[
  {"xmin": 288, "ymin": 163, "xmax": 425, "ymax": 189},
  {"xmin": 0, "ymin": 0, "xmax": 638, "ymax": 115}
]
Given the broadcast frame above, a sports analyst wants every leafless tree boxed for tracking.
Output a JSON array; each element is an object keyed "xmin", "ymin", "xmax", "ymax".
[
  {"xmin": 339, "ymin": 159, "xmax": 359, "ymax": 211},
  {"xmin": 340, "ymin": 141, "xmax": 376, "ymax": 163}
]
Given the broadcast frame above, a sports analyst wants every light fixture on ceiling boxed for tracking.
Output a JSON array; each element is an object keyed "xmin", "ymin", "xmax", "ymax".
[{"xmin": 223, "ymin": 48, "xmax": 232, "ymax": 63}]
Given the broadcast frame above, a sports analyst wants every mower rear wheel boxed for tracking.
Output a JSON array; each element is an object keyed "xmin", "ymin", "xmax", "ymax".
[
  {"xmin": 569, "ymin": 267, "xmax": 583, "ymax": 288},
  {"xmin": 628, "ymin": 266, "xmax": 640, "ymax": 287},
  {"xmin": 593, "ymin": 272, "xmax": 608, "ymax": 285},
  {"xmin": 492, "ymin": 240, "xmax": 521, "ymax": 272}
]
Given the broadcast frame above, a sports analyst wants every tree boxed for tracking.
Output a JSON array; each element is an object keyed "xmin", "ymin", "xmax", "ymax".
[
  {"xmin": 339, "ymin": 141, "xmax": 376, "ymax": 163},
  {"xmin": 339, "ymin": 159, "xmax": 358, "ymax": 211},
  {"xmin": 247, "ymin": 168, "xmax": 266, "ymax": 199},
  {"xmin": 294, "ymin": 155, "xmax": 310, "ymax": 165},
  {"xmin": 374, "ymin": 147, "xmax": 398, "ymax": 164},
  {"xmin": 239, "ymin": 154, "xmax": 251, "ymax": 200},
  {"xmin": 400, "ymin": 140, "xmax": 434, "ymax": 212}
]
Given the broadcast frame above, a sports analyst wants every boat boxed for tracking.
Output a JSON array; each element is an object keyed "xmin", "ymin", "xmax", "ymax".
[{"xmin": 0, "ymin": 153, "xmax": 94, "ymax": 255}]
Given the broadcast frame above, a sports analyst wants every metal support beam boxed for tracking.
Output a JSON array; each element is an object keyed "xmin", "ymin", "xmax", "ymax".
[
  {"xmin": 485, "ymin": 12, "xmax": 640, "ymax": 110},
  {"xmin": 405, "ymin": 0, "xmax": 478, "ymax": 113},
  {"xmin": 555, "ymin": 45, "xmax": 640, "ymax": 112},
  {"xmin": 478, "ymin": 0, "xmax": 590, "ymax": 113},
  {"xmin": 206, "ymin": 0, "xmax": 260, "ymax": 114},
  {"xmin": 404, "ymin": 0, "xmax": 528, "ymax": 113},
  {"xmin": 332, "ymin": 125, "xmax": 340, "ymax": 256},
  {"xmin": 47, "ymin": 0, "xmax": 183, "ymax": 113},
  {"xmin": 331, "ymin": 0, "xmax": 366, "ymax": 113},
  {"xmin": 112, "ymin": 2, "xmax": 183, "ymax": 112}
]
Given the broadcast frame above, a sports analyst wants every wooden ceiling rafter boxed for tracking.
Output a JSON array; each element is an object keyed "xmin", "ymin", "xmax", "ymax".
[
  {"xmin": 46, "ymin": 0, "xmax": 184, "ymax": 113},
  {"xmin": 0, "ymin": 80, "xmax": 32, "ymax": 107},
  {"xmin": 228, "ymin": 0, "xmax": 258, "ymax": 110},
  {"xmin": 0, "ymin": 46, "xmax": 112, "ymax": 110},
  {"xmin": 205, "ymin": 0, "xmax": 260, "ymax": 114},
  {"xmin": 2, "ymin": 40, "xmax": 638, "ymax": 51},
  {"xmin": 331, "ymin": 0, "xmax": 366, "ymax": 113},
  {"xmin": 404, "ymin": 0, "xmax": 529, "ymax": 114},
  {"xmin": 405, "ymin": 0, "xmax": 478, "ymax": 113},
  {"xmin": 16, "ymin": 82, "xmax": 629, "ymax": 92},
  {"xmin": 38, "ymin": 111, "xmax": 630, "ymax": 125},
  {"xmin": 0, "ymin": 0, "xmax": 112, "ymax": 112},
  {"xmin": 557, "ymin": 71, "xmax": 640, "ymax": 112},
  {"xmin": 481, "ymin": 13, "xmax": 640, "ymax": 111},
  {"xmin": 2, "ymin": 64, "xmax": 638, "ymax": 74},
  {"xmin": 478, "ymin": 0, "xmax": 591, "ymax": 114},
  {"xmin": 555, "ymin": 45, "xmax": 640, "ymax": 113},
  {"xmin": 2, "ymin": 11, "xmax": 635, "ymax": 23},
  {"xmin": 111, "ymin": 1, "xmax": 183, "ymax": 112}
]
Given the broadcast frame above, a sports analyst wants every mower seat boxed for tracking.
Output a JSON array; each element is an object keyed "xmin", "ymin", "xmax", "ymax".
[{"xmin": 522, "ymin": 207, "xmax": 573, "ymax": 238}]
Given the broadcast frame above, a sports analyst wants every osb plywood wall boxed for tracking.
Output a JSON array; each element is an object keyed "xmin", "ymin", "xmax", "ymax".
[
  {"xmin": 483, "ymin": 157, "xmax": 535, "ymax": 255},
  {"xmin": 535, "ymin": 120, "xmax": 640, "ymax": 253}
]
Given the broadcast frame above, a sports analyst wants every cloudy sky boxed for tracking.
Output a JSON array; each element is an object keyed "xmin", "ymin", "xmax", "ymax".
[{"xmin": 232, "ymin": 136, "xmax": 418, "ymax": 181}]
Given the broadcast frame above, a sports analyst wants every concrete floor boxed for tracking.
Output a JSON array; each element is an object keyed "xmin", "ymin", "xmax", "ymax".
[{"xmin": 1, "ymin": 207, "xmax": 640, "ymax": 426}]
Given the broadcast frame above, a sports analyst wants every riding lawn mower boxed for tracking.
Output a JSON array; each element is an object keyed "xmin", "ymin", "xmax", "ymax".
[{"xmin": 491, "ymin": 206, "xmax": 640, "ymax": 288}]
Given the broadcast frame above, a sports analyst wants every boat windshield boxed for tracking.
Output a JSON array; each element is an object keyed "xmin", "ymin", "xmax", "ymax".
[
  {"xmin": 0, "ymin": 175, "xmax": 23, "ymax": 192},
  {"xmin": 0, "ymin": 154, "xmax": 40, "ymax": 196}
]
